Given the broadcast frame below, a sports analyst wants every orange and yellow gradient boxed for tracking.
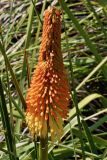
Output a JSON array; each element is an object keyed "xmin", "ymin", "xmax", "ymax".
[{"xmin": 26, "ymin": 7, "xmax": 70, "ymax": 141}]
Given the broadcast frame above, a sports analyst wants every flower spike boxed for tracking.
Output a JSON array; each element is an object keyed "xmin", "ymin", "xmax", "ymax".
[{"xmin": 26, "ymin": 7, "xmax": 70, "ymax": 141}]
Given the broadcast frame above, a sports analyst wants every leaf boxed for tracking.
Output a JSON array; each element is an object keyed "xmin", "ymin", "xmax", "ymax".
[
  {"xmin": 0, "ymin": 79, "xmax": 18, "ymax": 160},
  {"xmin": 69, "ymin": 93, "xmax": 103, "ymax": 118},
  {"xmin": 0, "ymin": 41, "xmax": 26, "ymax": 110},
  {"xmin": 98, "ymin": 0, "xmax": 107, "ymax": 6}
]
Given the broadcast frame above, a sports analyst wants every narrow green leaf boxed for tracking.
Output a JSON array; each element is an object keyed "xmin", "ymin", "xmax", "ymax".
[
  {"xmin": 76, "ymin": 56, "xmax": 107, "ymax": 91},
  {"xmin": 21, "ymin": 0, "xmax": 36, "ymax": 89},
  {"xmin": 0, "ymin": 41, "xmax": 26, "ymax": 110},
  {"xmin": 72, "ymin": 127, "xmax": 107, "ymax": 149},
  {"xmin": 31, "ymin": 0, "xmax": 47, "ymax": 70},
  {"xmin": 85, "ymin": 0, "xmax": 107, "ymax": 41},
  {"xmin": 2, "ymin": 82, "xmax": 25, "ymax": 119},
  {"xmin": 0, "ymin": 79, "xmax": 18, "ymax": 160},
  {"xmin": 69, "ymin": 93, "xmax": 102, "ymax": 118},
  {"xmin": 90, "ymin": 115, "xmax": 107, "ymax": 132},
  {"xmin": 59, "ymin": 0, "xmax": 107, "ymax": 79},
  {"xmin": 82, "ymin": 120, "xmax": 98, "ymax": 155},
  {"xmin": 59, "ymin": 0, "xmax": 99, "ymax": 58},
  {"xmin": 52, "ymin": 143, "xmax": 99, "ymax": 158}
]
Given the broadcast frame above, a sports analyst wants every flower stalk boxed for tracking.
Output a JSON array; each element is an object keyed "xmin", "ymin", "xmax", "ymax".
[{"xmin": 39, "ymin": 135, "xmax": 48, "ymax": 160}]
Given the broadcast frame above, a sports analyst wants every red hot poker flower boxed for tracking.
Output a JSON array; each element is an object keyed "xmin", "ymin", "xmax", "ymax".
[{"xmin": 26, "ymin": 7, "xmax": 70, "ymax": 141}]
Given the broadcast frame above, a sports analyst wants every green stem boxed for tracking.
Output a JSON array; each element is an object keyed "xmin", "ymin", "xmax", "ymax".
[{"xmin": 39, "ymin": 136, "xmax": 48, "ymax": 160}]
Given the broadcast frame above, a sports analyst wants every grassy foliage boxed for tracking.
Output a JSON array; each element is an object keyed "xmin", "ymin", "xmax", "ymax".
[{"xmin": 0, "ymin": 0, "xmax": 107, "ymax": 159}]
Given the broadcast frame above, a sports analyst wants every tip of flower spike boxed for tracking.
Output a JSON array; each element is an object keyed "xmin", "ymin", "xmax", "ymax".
[{"xmin": 44, "ymin": 6, "xmax": 61, "ymax": 17}]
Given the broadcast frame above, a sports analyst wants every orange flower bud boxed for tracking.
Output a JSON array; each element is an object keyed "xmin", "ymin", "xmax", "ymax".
[{"xmin": 26, "ymin": 7, "xmax": 70, "ymax": 141}]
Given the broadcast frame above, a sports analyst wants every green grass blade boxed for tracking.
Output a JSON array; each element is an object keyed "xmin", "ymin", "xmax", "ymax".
[
  {"xmin": 21, "ymin": 0, "xmax": 36, "ymax": 89},
  {"xmin": 52, "ymin": 142, "xmax": 99, "ymax": 159},
  {"xmin": 59, "ymin": 0, "xmax": 107, "ymax": 79},
  {"xmin": 90, "ymin": 115, "xmax": 107, "ymax": 132},
  {"xmin": 59, "ymin": 0, "xmax": 99, "ymax": 58},
  {"xmin": 31, "ymin": 0, "xmax": 43, "ymax": 25},
  {"xmin": 31, "ymin": 0, "xmax": 47, "ymax": 71},
  {"xmin": 85, "ymin": 0, "xmax": 107, "ymax": 41},
  {"xmin": 72, "ymin": 127, "xmax": 107, "ymax": 152},
  {"xmin": 62, "ymin": 7, "xmax": 85, "ymax": 159},
  {"xmin": 2, "ymin": 82, "xmax": 25, "ymax": 119},
  {"xmin": 69, "ymin": 93, "xmax": 103, "ymax": 118},
  {"xmin": 0, "ymin": 41, "xmax": 26, "ymax": 110},
  {"xmin": 76, "ymin": 56, "xmax": 107, "ymax": 91},
  {"xmin": 0, "ymin": 79, "xmax": 18, "ymax": 160},
  {"xmin": 82, "ymin": 120, "xmax": 98, "ymax": 155}
]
